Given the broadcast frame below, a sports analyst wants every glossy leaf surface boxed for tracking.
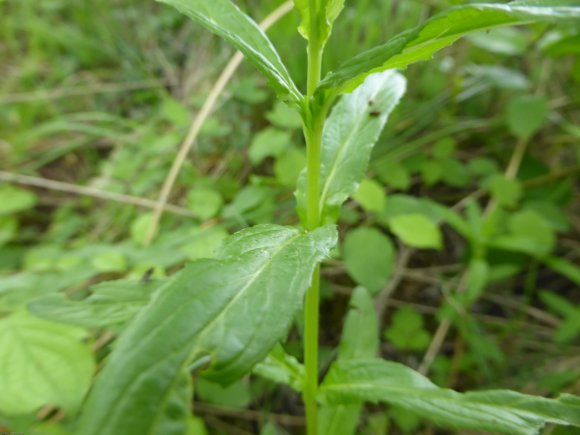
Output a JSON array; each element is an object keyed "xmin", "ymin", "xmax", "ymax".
[
  {"xmin": 297, "ymin": 70, "xmax": 406, "ymax": 222},
  {"xmin": 159, "ymin": 0, "xmax": 302, "ymax": 103},
  {"xmin": 321, "ymin": 358, "xmax": 580, "ymax": 435},
  {"xmin": 77, "ymin": 224, "xmax": 337, "ymax": 435},
  {"xmin": 318, "ymin": 1, "xmax": 580, "ymax": 95}
]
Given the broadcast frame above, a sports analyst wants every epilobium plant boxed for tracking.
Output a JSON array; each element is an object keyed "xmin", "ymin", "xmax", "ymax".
[{"xmin": 70, "ymin": 1, "xmax": 580, "ymax": 434}]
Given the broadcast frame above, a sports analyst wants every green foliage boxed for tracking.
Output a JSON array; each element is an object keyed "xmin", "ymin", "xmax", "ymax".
[
  {"xmin": 318, "ymin": 1, "xmax": 580, "ymax": 95},
  {"xmin": 196, "ymin": 378, "xmax": 251, "ymax": 408},
  {"xmin": 505, "ymin": 94, "xmax": 549, "ymax": 139},
  {"xmin": 253, "ymin": 344, "xmax": 305, "ymax": 392},
  {"xmin": 352, "ymin": 179, "xmax": 385, "ymax": 213},
  {"xmin": 186, "ymin": 187, "xmax": 223, "ymax": 220},
  {"xmin": 2, "ymin": 0, "xmax": 580, "ymax": 434},
  {"xmin": 491, "ymin": 209, "xmax": 556, "ymax": 258},
  {"xmin": 388, "ymin": 214, "xmax": 442, "ymax": 250},
  {"xmin": 343, "ymin": 228, "xmax": 394, "ymax": 294},
  {"xmin": 274, "ymin": 147, "xmax": 306, "ymax": 187},
  {"xmin": 293, "ymin": 0, "xmax": 345, "ymax": 46},
  {"xmin": 296, "ymin": 70, "xmax": 406, "ymax": 223},
  {"xmin": 28, "ymin": 279, "xmax": 165, "ymax": 329},
  {"xmin": 319, "ymin": 286, "xmax": 379, "ymax": 435},
  {"xmin": 540, "ymin": 291, "xmax": 580, "ymax": 343},
  {"xmin": 0, "ymin": 186, "xmax": 37, "ymax": 215},
  {"xmin": 249, "ymin": 128, "xmax": 291, "ymax": 165},
  {"xmin": 321, "ymin": 358, "xmax": 580, "ymax": 435},
  {"xmin": 0, "ymin": 311, "xmax": 95, "ymax": 415},
  {"xmin": 76, "ymin": 224, "xmax": 337, "ymax": 434},
  {"xmin": 158, "ymin": 0, "xmax": 302, "ymax": 104},
  {"xmin": 487, "ymin": 174, "xmax": 522, "ymax": 208},
  {"xmin": 384, "ymin": 306, "xmax": 431, "ymax": 351}
]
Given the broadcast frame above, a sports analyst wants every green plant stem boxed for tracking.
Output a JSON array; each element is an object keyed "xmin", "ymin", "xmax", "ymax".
[
  {"xmin": 303, "ymin": 2, "xmax": 324, "ymax": 434},
  {"xmin": 303, "ymin": 96, "xmax": 324, "ymax": 435}
]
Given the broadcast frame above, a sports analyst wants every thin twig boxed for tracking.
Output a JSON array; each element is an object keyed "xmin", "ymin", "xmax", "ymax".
[
  {"xmin": 0, "ymin": 170, "xmax": 195, "ymax": 217},
  {"xmin": 482, "ymin": 293, "xmax": 560, "ymax": 327},
  {"xmin": 91, "ymin": 330, "xmax": 115, "ymax": 352},
  {"xmin": 375, "ymin": 246, "xmax": 413, "ymax": 326},
  {"xmin": 418, "ymin": 272, "xmax": 469, "ymax": 375},
  {"xmin": 144, "ymin": 1, "xmax": 294, "ymax": 245}
]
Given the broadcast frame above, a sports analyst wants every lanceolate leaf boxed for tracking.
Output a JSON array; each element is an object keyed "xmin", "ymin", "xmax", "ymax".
[
  {"xmin": 158, "ymin": 0, "xmax": 302, "ymax": 103},
  {"xmin": 296, "ymin": 70, "xmax": 406, "ymax": 223},
  {"xmin": 253, "ymin": 343, "xmax": 305, "ymax": 392},
  {"xmin": 338, "ymin": 287, "xmax": 379, "ymax": 360},
  {"xmin": 28, "ymin": 279, "xmax": 164, "ymax": 329},
  {"xmin": 293, "ymin": 0, "xmax": 345, "ymax": 46},
  {"xmin": 318, "ymin": 1, "xmax": 580, "ymax": 95},
  {"xmin": 321, "ymin": 359, "xmax": 580, "ymax": 435},
  {"xmin": 319, "ymin": 287, "xmax": 379, "ymax": 435},
  {"xmin": 77, "ymin": 224, "xmax": 337, "ymax": 435}
]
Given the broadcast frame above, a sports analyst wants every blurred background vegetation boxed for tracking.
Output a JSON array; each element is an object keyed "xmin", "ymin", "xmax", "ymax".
[{"xmin": 1, "ymin": 0, "xmax": 579, "ymax": 433}]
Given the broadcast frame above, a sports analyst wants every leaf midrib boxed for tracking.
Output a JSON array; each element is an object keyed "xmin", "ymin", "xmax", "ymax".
[
  {"xmin": 190, "ymin": 230, "xmax": 303, "ymax": 354},
  {"xmin": 318, "ymin": 86, "xmax": 387, "ymax": 214}
]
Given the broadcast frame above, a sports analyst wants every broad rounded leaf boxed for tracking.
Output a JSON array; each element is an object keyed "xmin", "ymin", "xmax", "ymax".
[
  {"xmin": 505, "ymin": 94, "xmax": 549, "ymax": 138},
  {"xmin": 487, "ymin": 174, "xmax": 522, "ymax": 207},
  {"xmin": 187, "ymin": 187, "xmax": 223, "ymax": 220},
  {"xmin": 389, "ymin": 213, "xmax": 442, "ymax": 249},
  {"xmin": 249, "ymin": 128, "xmax": 291, "ymax": 165},
  {"xmin": 353, "ymin": 179, "xmax": 385, "ymax": 213},
  {"xmin": 343, "ymin": 227, "xmax": 394, "ymax": 294},
  {"xmin": 274, "ymin": 147, "xmax": 306, "ymax": 187},
  {"xmin": 76, "ymin": 224, "xmax": 337, "ymax": 435},
  {"xmin": 0, "ymin": 186, "xmax": 37, "ymax": 216},
  {"xmin": 0, "ymin": 311, "xmax": 94, "ymax": 415}
]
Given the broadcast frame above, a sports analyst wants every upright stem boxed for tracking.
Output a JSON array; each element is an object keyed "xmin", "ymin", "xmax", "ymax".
[
  {"xmin": 303, "ymin": 99, "xmax": 324, "ymax": 435},
  {"xmin": 303, "ymin": 2, "xmax": 324, "ymax": 434}
]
